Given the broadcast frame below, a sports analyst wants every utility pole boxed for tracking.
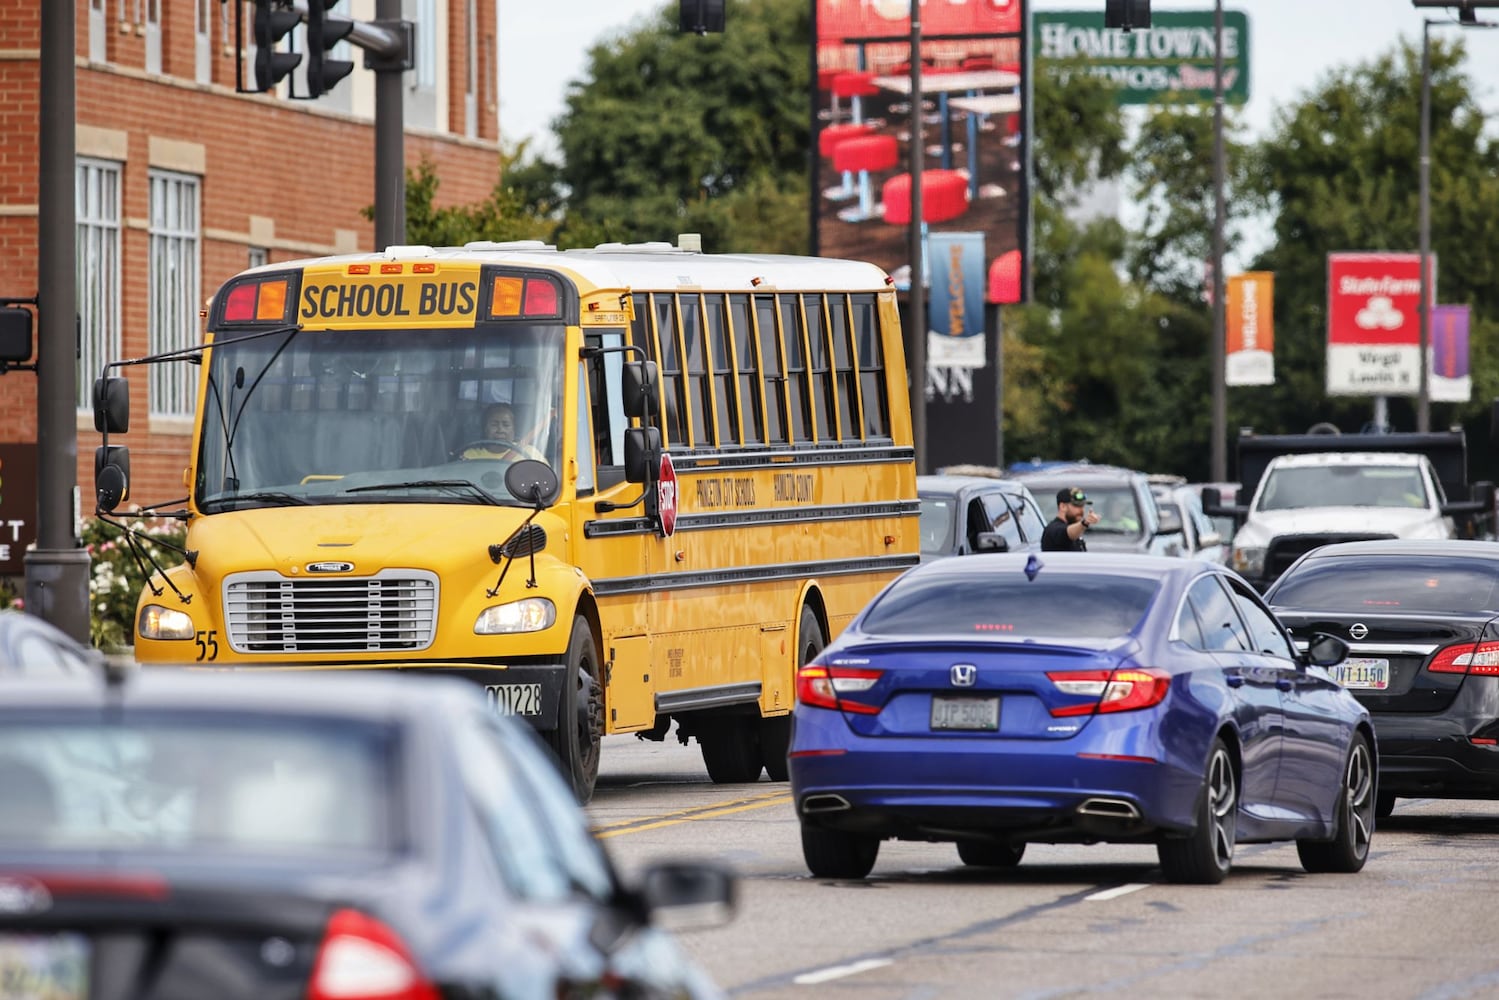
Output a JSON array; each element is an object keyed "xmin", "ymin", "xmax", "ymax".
[
  {"xmin": 1209, "ymin": 0, "xmax": 1228, "ymax": 482},
  {"xmin": 26, "ymin": 0, "xmax": 91, "ymax": 642},
  {"xmin": 1418, "ymin": 18, "xmax": 1433, "ymax": 433},
  {"xmin": 370, "ymin": 0, "xmax": 410, "ymax": 250},
  {"xmin": 908, "ymin": 1, "xmax": 926, "ymax": 474}
]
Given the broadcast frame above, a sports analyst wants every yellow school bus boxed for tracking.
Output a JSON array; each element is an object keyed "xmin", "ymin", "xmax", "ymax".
[{"xmin": 94, "ymin": 239, "xmax": 919, "ymax": 800}]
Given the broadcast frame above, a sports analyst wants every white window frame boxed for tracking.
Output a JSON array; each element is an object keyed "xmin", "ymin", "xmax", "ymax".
[
  {"xmin": 148, "ymin": 170, "xmax": 202, "ymax": 419},
  {"xmin": 145, "ymin": 0, "xmax": 162, "ymax": 75},
  {"xmin": 464, "ymin": 0, "xmax": 478, "ymax": 136},
  {"xmin": 195, "ymin": 0, "xmax": 212, "ymax": 84},
  {"xmin": 76, "ymin": 158, "xmax": 122, "ymax": 414},
  {"xmin": 88, "ymin": 0, "xmax": 108, "ymax": 62}
]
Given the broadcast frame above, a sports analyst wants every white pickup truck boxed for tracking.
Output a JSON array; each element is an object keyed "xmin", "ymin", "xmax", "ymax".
[{"xmin": 1203, "ymin": 430, "xmax": 1494, "ymax": 592}]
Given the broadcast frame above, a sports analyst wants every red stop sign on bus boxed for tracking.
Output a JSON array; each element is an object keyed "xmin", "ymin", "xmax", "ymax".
[{"xmin": 657, "ymin": 452, "xmax": 678, "ymax": 538}]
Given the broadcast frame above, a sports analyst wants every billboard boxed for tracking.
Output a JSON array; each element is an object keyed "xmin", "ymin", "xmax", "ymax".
[
  {"xmin": 813, "ymin": 0, "xmax": 1029, "ymax": 302},
  {"xmin": 1325, "ymin": 252, "xmax": 1430, "ymax": 397},
  {"xmin": 0, "ymin": 444, "xmax": 37, "ymax": 576},
  {"xmin": 1033, "ymin": 9, "xmax": 1250, "ymax": 105}
]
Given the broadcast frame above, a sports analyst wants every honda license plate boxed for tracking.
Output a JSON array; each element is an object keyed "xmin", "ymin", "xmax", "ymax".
[
  {"xmin": 930, "ymin": 695, "xmax": 1000, "ymax": 731},
  {"xmin": 0, "ymin": 933, "xmax": 89, "ymax": 1000},
  {"xmin": 1331, "ymin": 657, "xmax": 1389, "ymax": 690}
]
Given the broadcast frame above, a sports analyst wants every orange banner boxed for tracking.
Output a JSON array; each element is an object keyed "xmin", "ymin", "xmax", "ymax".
[{"xmin": 1226, "ymin": 272, "xmax": 1274, "ymax": 386}]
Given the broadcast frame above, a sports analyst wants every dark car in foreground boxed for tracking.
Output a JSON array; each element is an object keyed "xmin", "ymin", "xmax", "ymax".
[
  {"xmin": 0, "ymin": 671, "xmax": 733, "ymax": 999},
  {"xmin": 1266, "ymin": 539, "xmax": 1499, "ymax": 818},
  {"xmin": 918, "ymin": 474, "xmax": 1047, "ymax": 559},
  {"xmin": 788, "ymin": 553, "xmax": 1373, "ymax": 884}
]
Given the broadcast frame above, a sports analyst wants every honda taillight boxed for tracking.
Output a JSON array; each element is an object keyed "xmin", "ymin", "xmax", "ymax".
[
  {"xmin": 796, "ymin": 664, "xmax": 882, "ymax": 714},
  {"xmin": 308, "ymin": 908, "xmax": 439, "ymax": 1000},
  {"xmin": 1047, "ymin": 668, "xmax": 1171, "ymax": 717},
  {"xmin": 1429, "ymin": 640, "xmax": 1499, "ymax": 675}
]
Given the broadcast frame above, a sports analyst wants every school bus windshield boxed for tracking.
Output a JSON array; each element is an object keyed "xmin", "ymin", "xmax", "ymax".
[{"xmin": 195, "ymin": 324, "xmax": 566, "ymax": 511}]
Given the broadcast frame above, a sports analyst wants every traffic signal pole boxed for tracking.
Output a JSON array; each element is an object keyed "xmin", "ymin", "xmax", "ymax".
[
  {"xmin": 372, "ymin": 0, "xmax": 407, "ymax": 250},
  {"xmin": 29, "ymin": 0, "xmax": 91, "ymax": 642}
]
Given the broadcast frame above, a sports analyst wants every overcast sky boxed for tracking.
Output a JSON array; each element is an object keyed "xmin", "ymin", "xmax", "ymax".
[{"xmin": 498, "ymin": 0, "xmax": 1499, "ymax": 154}]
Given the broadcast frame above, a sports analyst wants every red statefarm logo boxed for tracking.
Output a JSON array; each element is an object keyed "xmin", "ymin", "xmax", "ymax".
[{"xmin": 1327, "ymin": 252, "xmax": 1428, "ymax": 347}]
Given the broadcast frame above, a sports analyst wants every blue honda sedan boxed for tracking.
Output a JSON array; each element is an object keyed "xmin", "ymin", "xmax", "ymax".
[{"xmin": 788, "ymin": 553, "xmax": 1375, "ymax": 884}]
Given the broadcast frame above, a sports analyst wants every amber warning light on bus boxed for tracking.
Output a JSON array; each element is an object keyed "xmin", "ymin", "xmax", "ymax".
[
  {"xmin": 221, "ymin": 277, "xmax": 293, "ymax": 323},
  {"xmin": 488, "ymin": 275, "xmax": 561, "ymax": 320}
]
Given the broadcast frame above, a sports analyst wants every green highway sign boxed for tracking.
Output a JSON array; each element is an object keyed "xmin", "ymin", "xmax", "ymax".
[{"xmin": 1034, "ymin": 9, "xmax": 1250, "ymax": 106}]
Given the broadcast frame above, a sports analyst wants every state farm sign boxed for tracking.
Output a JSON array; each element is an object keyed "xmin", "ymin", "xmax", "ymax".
[{"xmin": 1326, "ymin": 252, "xmax": 1433, "ymax": 397}]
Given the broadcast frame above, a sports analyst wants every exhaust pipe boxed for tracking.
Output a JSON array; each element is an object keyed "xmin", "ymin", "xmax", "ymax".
[
  {"xmin": 1077, "ymin": 797, "xmax": 1141, "ymax": 820},
  {"xmin": 801, "ymin": 794, "xmax": 851, "ymax": 814}
]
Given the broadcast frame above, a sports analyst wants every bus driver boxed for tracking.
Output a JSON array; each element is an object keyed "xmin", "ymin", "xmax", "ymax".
[{"xmin": 460, "ymin": 402, "xmax": 544, "ymax": 462}]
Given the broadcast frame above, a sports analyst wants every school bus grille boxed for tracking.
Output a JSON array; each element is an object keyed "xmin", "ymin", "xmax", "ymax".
[{"xmin": 223, "ymin": 571, "xmax": 439, "ymax": 653}]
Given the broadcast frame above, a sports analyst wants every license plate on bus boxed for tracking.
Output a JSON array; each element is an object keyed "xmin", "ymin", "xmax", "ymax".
[
  {"xmin": 485, "ymin": 683, "xmax": 543, "ymax": 716},
  {"xmin": 1331, "ymin": 657, "xmax": 1389, "ymax": 690},
  {"xmin": 931, "ymin": 696, "xmax": 1000, "ymax": 731},
  {"xmin": 0, "ymin": 933, "xmax": 89, "ymax": 1000}
]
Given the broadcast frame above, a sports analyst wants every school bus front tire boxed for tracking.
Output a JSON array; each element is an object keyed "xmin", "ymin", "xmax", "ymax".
[{"xmin": 548, "ymin": 617, "xmax": 603, "ymax": 803}]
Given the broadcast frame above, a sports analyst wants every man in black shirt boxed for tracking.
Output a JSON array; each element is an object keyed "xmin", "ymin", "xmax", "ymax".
[{"xmin": 1041, "ymin": 486, "xmax": 1099, "ymax": 551}]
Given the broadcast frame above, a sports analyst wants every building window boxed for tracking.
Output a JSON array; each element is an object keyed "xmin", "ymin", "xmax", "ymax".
[
  {"xmin": 248, "ymin": 246, "xmax": 268, "ymax": 269},
  {"xmin": 76, "ymin": 159, "xmax": 121, "ymax": 413},
  {"xmin": 404, "ymin": 0, "xmax": 439, "ymax": 129},
  {"xmin": 148, "ymin": 171, "xmax": 201, "ymax": 418},
  {"xmin": 144, "ymin": 0, "xmax": 162, "ymax": 75},
  {"xmin": 195, "ymin": 0, "xmax": 212, "ymax": 84},
  {"xmin": 464, "ymin": 0, "xmax": 478, "ymax": 136},
  {"xmin": 88, "ymin": 0, "xmax": 108, "ymax": 62}
]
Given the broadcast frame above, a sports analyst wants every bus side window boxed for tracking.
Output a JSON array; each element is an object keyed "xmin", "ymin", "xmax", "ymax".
[
  {"xmin": 680, "ymin": 293, "xmax": 713, "ymax": 448},
  {"xmin": 780, "ymin": 295, "xmax": 811, "ymax": 443},
  {"xmin": 705, "ymin": 294, "xmax": 740, "ymax": 447},
  {"xmin": 589, "ymin": 330, "xmax": 629, "ymax": 488},
  {"xmin": 652, "ymin": 294, "xmax": 687, "ymax": 450},
  {"xmin": 754, "ymin": 295, "xmax": 788, "ymax": 445},
  {"xmin": 729, "ymin": 295, "xmax": 764, "ymax": 445},
  {"xmin": 850, "ymin": 294, "xmax": 888, "ymax": 439},
  {"xmin": 803, "ymin": 293, "xmax": 835, "ymax": 442},
  {"xmin": 828, "ymin": 294, "xmax": 859, "ymax": 441}
]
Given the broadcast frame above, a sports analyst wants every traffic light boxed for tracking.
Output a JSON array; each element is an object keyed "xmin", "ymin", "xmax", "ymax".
[
  {"xmin": 307, "ymin": 1, "xmax": 356, "ymax": 98},
  {"xmin": 252, "ymin": 0, "xmax": 301, "ymax": 92},
  {"xmin": 1104, "ymin": 0, "xmax": 1151, "ymax": 31}
]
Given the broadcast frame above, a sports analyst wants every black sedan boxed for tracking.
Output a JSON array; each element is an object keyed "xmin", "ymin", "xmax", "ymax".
[
  {"xmin": 1266, "ymin": 539, "xmax": 1499, "ymax": 818},
  {"xmin": 0, "ymin": 670, "xmax": 733, "ymax": 999}
]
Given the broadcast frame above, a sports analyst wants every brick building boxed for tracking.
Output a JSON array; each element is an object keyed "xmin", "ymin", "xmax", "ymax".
[{"xmin": 0, "ymin": 0, "xmax": 503, "ymax": 536}]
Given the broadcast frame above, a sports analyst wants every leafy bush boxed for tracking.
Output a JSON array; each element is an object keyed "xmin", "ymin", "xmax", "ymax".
[{"xmin": 82, "ymin": 516, "xmax": 188, "ymax": 651}]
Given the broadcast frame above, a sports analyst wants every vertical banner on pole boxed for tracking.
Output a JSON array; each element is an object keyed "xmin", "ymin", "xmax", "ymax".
[
  {"xmin": 1430, "ymin": 304, "xmax": 1472, "ymax": 403},
  {"xmin": 1225, "ymin": 271, "xmax": 1274, "ymax": 386},
  {"xmin": 926, "ymin": 231, "xmax": 996, "ymax": 470}
]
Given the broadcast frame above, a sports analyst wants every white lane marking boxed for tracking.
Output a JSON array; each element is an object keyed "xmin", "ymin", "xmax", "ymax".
[
  {"xmin": 794, "ymin": 958, "xmax": 895, "ymax": 985},
  {"xmin": 1085, "ymin": 882, "xmax": 1150, "ymax": 902}
]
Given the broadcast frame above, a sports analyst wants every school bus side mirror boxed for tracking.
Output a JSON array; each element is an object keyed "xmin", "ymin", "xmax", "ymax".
[
  {"xmin": 95, "ymin": 445, "xmax": 131, "ymax": 513},
  {"xmin": 622, "ymin": 360, "xmax": 659, "ymax": 420},
  {"xmin": 93, "ymin": 376, "xmax": 130, "ymax": 434},
  {"xmin": 624, "ymin": 426, "xmax": 662, "ymax": 484}
]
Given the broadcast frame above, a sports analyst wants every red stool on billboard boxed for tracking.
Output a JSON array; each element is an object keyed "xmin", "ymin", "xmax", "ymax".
[
  {"xmin": 831, "ymin": 71, "xmax": 879, "ymax": 125},
  {"xmin": 833, "ymin": 135, "xmax": 900, "ymax": 222},
  {"xmin": 987, "ymin": 250, "xmax": 1023, "ymax": 305},
  {"xmin": 819, "ymin": 122, "xmax": 876, "ymax": 202},
  {"xmin": 881, "ymin": 170, "xmax": 969, "ymax": 226},
  {"xmin": 818, "ymin": 67, "xmax": 845, "ymax": 123}
]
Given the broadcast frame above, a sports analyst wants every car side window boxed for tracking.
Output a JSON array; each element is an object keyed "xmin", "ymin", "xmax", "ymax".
[
  {"xmin": 1226, "ymin": 581, "xmax": 1296, "ymax": 660},
  {"xmin": 1185, "ymin": 576, "xmax": 1250, "ymax": 652},
  {"xmin": 1175, "ymin": 594, "xmax": 1209, "ymax": 650},
  {"xmin": 1015, "ymin": 494, "xmax": 1047, "ymax": 542},
  {"xmin": 980, "ymin": 493, "xmax": 1023, "ymax": 550},
  {"xmin": 450, "ymin": 715, "xmax": 572, "ymax": 901}
]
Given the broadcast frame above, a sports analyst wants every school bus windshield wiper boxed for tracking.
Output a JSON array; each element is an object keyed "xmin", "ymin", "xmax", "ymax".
[
  {"xmin": 201, "ymin": 491, "xmax": 314, "ymax": 512},
  {"xmin": 342, "ymin": 479, "xmax": 507, "ymax": 507}
]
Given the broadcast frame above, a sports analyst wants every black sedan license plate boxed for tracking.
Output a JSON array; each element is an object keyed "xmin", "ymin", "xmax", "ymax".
[
  {"xmin": 931, "ymin": 695, "xmax": 999, "ymax": 731},
  {"xmin": 485, "ymin": 683, "xmax": 543, "ymax": 716}
]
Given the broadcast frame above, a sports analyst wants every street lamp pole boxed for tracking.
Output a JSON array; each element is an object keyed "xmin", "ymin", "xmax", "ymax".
[
  {"xmin": 1418, "ymin": 18, "xmax": 1432, "ymax": 433},
  {"xmin": 1210, "ymin": 0, "xmax": 1227, "ymax": 481},
  {"xmin": 908, "ymin": 1, "xmax": 926, "ymax": 474}
]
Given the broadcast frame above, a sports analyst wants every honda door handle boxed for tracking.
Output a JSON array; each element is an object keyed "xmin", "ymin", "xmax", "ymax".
[
  {"xmin": 1226, "ymin": 675, "xmax": 1245, "ymax": 688},
  {"xmin": 1276, "ymin": 678, "xmax": 1293, "ymax": 691}
]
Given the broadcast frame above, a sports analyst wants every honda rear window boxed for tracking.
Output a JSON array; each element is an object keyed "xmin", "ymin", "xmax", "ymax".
[
  {"xmin": 1270, "ymin": 557, "xmax": 1499, "ymax": 613},
  {"xmin": 862, "ymin": 570, "xmax": 1160, "ymax": 638},
  {"xmin": 0, "ymin": 712, "xmax": 396, "ymax": 855}
]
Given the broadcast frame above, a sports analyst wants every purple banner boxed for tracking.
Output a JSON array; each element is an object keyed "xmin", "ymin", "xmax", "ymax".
[{"xmin": 1432, "ymin": 304, "xmax": 1470, "ymax": 379}]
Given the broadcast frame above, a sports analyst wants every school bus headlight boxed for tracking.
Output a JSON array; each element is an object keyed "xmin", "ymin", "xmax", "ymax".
[
  {"xmin": 474, "ymin": 598, "xmax": 556, "ymax": 635},
  {"xmin": 138, "ymin": 604, "xmax": 194, "ymax": 640}
]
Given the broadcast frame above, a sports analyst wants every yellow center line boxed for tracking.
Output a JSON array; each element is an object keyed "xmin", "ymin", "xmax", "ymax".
[{"xmin": 593, "ymin": 791, "xmax": 793, "ymax": 839}]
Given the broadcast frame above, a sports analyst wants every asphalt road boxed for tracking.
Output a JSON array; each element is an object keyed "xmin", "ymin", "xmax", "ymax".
[{"xmin": 589, "ymin": 730, "xmax": 1499, "ymax": 1000}]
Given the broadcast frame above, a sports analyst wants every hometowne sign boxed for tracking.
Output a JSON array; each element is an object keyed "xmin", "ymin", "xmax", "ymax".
[{"xmin": 1034, "ymin": 9, "xmax": 1251, "ymax": 105}]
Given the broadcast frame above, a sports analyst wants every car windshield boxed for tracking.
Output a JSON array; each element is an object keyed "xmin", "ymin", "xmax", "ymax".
[
  {"xmin": 196, "ymin": 325, "xmax": 566, "ymax": 511},
  {"xmin": 1080, "ymin": 486, "xmax": 1143, "ymax": 537},
  {"xmin": 1257, "ymin": 465, "xmax": 1427, "ymax": 512},
  {"xmin": 1271, "ymin": 556, "xmax": 1499, "ymax": 613},
  {"xmin": 861, "ymin": 568, "xmax": 1160, "ymax": 638},
  {"xmin": 0, "ymin": 711, "xmax": 396, "ymax": 855},
  {"xmin": 918, "ymin": 495, "xmax": 957, "ymax": 554}
]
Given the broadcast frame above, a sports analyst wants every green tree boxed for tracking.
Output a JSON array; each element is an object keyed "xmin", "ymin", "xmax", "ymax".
[
  {"xmin": 551, "ymin": 0, "xmax": 811, "ymax": 252},
  {"xmin": 1245, "ymin": 37, "xmax": 1499, "ymax": 458}
]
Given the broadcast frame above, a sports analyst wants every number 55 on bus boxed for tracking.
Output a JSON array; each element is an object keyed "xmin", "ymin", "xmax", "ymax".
[{"xmin": 93, "ymin": 238, "xmax": 920, "ymax": 801}]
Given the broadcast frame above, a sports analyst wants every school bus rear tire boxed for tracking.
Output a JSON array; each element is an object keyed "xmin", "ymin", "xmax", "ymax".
[
  {"xmin": 700, "ymin": 718, "xmax": 763, "ymax": 784},
  {"xmin": 548, "ymin": 617, "xmax": 603, "ymax": 803}
]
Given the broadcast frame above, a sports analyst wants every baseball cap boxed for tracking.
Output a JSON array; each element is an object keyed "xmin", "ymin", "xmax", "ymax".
[{"xmin": 1056, "ymin": 487, "xmax": 1088, "ymax": 505}]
